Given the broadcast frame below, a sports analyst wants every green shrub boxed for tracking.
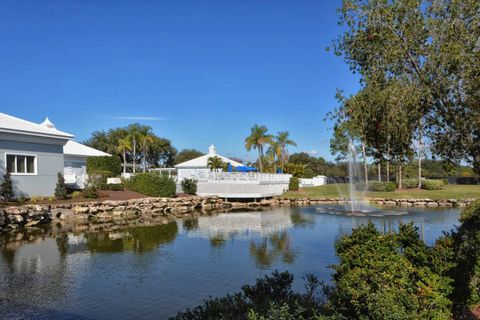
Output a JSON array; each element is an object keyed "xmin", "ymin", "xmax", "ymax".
[
  {"xmin": 402, "ymin": 178, "xmax": 419, "ymax": 189},
  {"xmin": 181, "ymin": 178, "xmax": 197, "ymax": 195},
  {"xmin": 289, "ymin": 177, "xmax": 299, "ymax": 191},
  {"xmin": 88, "ymin": 170, "xmax": 110, "ymax": 189},
  {"xmin": 54, "ymin": 172, "xmax": 68, "ymax": 200},
  {"xmin": 83, "ymin": 185, "xmax": 98, "ymax": 199},
  {"xmin": 86, "ymin": 156, "xmax": 121, "ymax": 177},
  {"xmin": 362, "ymin": 181, "xmax": 396, "ymax": 192},
  {"xmin": 107, "ymin": 183, "xmax": 124, "ymax": 191},
  {"xmin": 126, "ymin": 172, "xmax": 176, "ymax": 197},
  {"xmin": 421, "ymin": 179, "xmax": 445, "ymax": 190}
]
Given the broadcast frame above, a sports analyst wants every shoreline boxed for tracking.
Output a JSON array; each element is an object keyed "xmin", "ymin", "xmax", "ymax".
[{"xmin": 0, "ymin": 196, "xmax": 474, "ymax": 233}]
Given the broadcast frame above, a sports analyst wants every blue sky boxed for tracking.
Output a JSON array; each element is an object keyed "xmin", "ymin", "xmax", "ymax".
[{"xmin": 0, "ymin": 0, "xmax": 359, "ymax": 162}]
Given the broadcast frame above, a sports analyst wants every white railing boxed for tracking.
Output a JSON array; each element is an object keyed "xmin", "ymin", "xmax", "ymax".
[{"xmin": 192, "ymin": 171, "xmax": 291, "ymax": 184}]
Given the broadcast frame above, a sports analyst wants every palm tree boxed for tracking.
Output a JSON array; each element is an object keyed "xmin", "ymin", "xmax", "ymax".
[
  {"xmin": 245, "ymin": 124, "xmax": 273, "ymax": 172},
  {"xmin": 276, "ymin": 131, "xmax": 297, "ymax": 172},
  {"xmin": 127, "ymin": 124, "xmax": 144, "ymax": 174},
  {"xmin": 117, "ymin": 137, "xmax": 132, "ymax": 175},
  {"xmin": 138, "ymin": 127, "xmax": 155, "ymax": 172},
  {"xmin": 207, "ymin": 156, "xmax": 224, "ymax": 171},
  {"xmin": 266, "ymin": 140, "xmax": 282, "ymax": 173}
]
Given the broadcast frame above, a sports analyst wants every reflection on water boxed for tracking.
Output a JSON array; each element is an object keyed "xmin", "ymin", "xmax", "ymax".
[
  {"xmin": 249, "ymin": 231, "xmax": 297, "ymax": 269},
  {"xmin": 85, "ymin": 222, "xmax": 178, "ymax": 254},
  {"xmin": 0, "ymin": 205, "xmax": 461, "ymax": 319}
]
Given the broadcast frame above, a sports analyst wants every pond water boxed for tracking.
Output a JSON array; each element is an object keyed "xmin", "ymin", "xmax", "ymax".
[{"xmin": 0, "ymin": 205, "xmax": 461, "ymax": 319}]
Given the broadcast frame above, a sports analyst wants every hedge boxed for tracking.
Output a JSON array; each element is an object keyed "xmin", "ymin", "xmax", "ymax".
[
  {"xmin": 356, "ymin": 181, "xmax": 396, "ymax": 192},
  {"xmin": 421, "ymin": 179, "xmax": 445, "ymax": 190},
  {"xmin": 126, "ymin": 172, "xmax": 176, "ymax": 197},
  {"xmin": 86, "ymin": 156, "xmax": 121, "ymax": 177},
  {"xmin": 401, "ymin": 178, "xmax": 419, "ymax": 189}
]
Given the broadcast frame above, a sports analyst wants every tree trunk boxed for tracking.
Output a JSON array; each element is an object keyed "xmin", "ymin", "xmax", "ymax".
[
  {"xmin": 123, "ymin": 149, "xmax": 127, "ymax": 175},
  {"xmin": 361, "ymin": 142, "xmax": 368, "ymax": 184},
  {"xmin": 418, "ymin": 119, "xmax": 423, "ymax": 188},
  {"xmin": 377, "ymin": 162, "xmax": 381, "ymax": 182},
  {"xmin": 258, "ymin": 146, "xmax": 263, "ymax": 173},
  {"xmin": 143, "ymin": 142, "xmax": 146, "ymax": 173},
  {"xmin": 386, "ymin": 145, "xmax": 390, "ymax": 182},
  {"xmin": 398, "ymin": 163, "xmax": 402, "ymax": 189},
  {"xmin": 132, "ymin": 138, "xmax": 136, "ymax": 174}
]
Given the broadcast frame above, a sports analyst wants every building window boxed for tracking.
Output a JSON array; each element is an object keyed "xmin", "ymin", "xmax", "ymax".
[{"xmin": 6, "ymin": 154, "xmax": 37, "ymax": 175}]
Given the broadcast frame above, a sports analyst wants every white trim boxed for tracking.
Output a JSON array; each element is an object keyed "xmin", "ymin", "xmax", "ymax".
[{"xmin": 5, "ymin": 153, "xmax": 38, "ymax": 176}]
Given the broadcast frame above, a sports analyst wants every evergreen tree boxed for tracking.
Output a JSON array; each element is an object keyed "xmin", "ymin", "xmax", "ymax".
[
  {"xmin": 0, "ymin": 172, "xmax": 14, "ymax": 202},
  {"xmin": 54, "ymin": 172, "xmax": 68, "ymax": 200}
]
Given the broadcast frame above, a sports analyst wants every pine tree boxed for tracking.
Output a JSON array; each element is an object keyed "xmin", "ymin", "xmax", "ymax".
[
  {"xmin": 55, "ymin": 172, "xmax": 68, "ymax": 200},
  {"xmin": 1, "ymin": 172, "xmax": 14, "ymax": 202}
]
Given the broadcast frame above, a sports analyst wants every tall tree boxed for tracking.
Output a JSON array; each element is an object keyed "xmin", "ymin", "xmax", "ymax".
[
  {"xmin": 332, "ymin": 0, "xmax": 480, "ymax": 175},
  {"xmin": 266, "ymin": 140, "xmax": 282, "ymax": 173},
  {"xmin": 245, "ymin": 124, "xmax": 273, "ymax": 173},
  {"xmin": 276, "ymin": 131, "xmax": 297, "ymax": 172},
  {"xmin": 138, "ymin": 126, "xmax": 155, "ymax": 172},
  {"xmin": 117, "ymin": 137, "xmax": 132, "ymax": 175},
  {"xmin": 127, "ymin": 124, "xmax": 144, "ymax": 174}
]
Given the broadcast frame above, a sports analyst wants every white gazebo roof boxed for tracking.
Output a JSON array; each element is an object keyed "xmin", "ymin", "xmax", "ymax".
[
  {"xmin": 175, "ymin": 144, "xmax": 243, "ymax": 168},
  {"xmin": 64, "ymin": 140, "xmax": 111, "ymax": 157},
  {"xmin": 0, "ymin": 113, "xmax": 74, "ymax": 139}
]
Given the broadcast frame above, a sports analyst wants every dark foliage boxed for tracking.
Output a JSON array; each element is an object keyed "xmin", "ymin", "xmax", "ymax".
[
  {"xmin": 86, "ymin": 156, "xmax": 121, "ymax": 177},
  {"xmin": 172, "ymin": 271, "xmax": 328, "ymax": 320},
  {"xmin": 0, "ymin": 172, "xmax": 14, "ymax": 202},
  {"xmin": 288, "ymin": 177, "xmax": 299, "ymax": 191},
  {"xmin": 126, "ymin": 172, "xmax": 176, "ymax": 197}
]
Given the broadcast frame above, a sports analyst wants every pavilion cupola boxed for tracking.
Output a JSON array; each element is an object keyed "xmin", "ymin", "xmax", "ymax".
[{"xmin": 40, "ymin": 117, "xmax": 56, "ymax": 129}]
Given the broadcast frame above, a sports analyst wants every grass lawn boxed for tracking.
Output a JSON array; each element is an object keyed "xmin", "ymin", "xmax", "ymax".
[{"xmin": 283, "ymin": 183, "xmax": 480, "ymax": 200}]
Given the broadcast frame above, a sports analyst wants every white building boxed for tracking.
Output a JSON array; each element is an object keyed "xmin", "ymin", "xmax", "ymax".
[
  {"xmin": 0, "ymin": 113, "xmax": 110, "ymax": 196},
  {"xmin": 63, "ymin": 140, "xmax": 110, "ymax": 188},
  {"xmin": 175, "ymin": 144, "xmax": 243, "ymax": 182},
  {"xmin": 175, "ymin": 144, "xmax": 291, "ymax": 199}
]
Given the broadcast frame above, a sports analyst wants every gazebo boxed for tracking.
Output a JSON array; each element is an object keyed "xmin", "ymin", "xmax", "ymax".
[{"xmin": 175, "ymin": 144, "xmax": 243, "ymax": 182}]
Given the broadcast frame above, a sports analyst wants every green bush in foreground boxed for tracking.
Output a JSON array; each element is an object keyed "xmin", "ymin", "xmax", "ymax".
[
  {"xmin": 181, "ymin": 178, "xmax": 197, "ymax": 195},
  {"xmin": 126, "ymin": 172, "xmax": 176, "ymax": 197},
  {"xmin": 289, "ymin": 177, "xmax": 299, "ymax": 191},
  {"xmin": 174, "ymin": 202, "xmax": 480, "ymax": 319},
  {"xmin": 422, "ymin": 179, "xmax": 445, "ymax": 190}
]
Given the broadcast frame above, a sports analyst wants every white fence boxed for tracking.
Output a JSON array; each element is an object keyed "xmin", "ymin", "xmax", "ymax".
[{"xmin": 190, "ymin": 171, "xmax": 292, "ymax": 184}]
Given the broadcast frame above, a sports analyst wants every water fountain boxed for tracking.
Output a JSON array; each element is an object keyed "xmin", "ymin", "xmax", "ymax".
[{"xmin": 317, "ymin": 142, "xmax": 408, "ymax": 217}]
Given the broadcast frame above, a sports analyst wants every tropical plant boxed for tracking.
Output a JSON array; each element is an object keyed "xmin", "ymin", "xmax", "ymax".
[
  {"xmin": 245, "ymin": 124, "xmax": 273, "ymax": 172},
  {"xmin": 266, "ymin": 140, "xmax": 282, "ymax": 173},
  {"xmin": 276, "ymin": 131, "xmax": 296, "ymax": 172},
  {"xmin": 54, "ymin": 172, "xmax": 68, "ymax": 200},
  {"xmin": 117, "ymin": 137, "xmax": 132, "ymax": 175},
  {"xmin": 207, "ymin": 156, "xmax": 225, "ymax": 171},
  {"xmin": 126, "ymin": 123, "xmax": 144, "ymax": 174},
  {"xmin": 138, "ymin": 126, "xmax": 156, "ymax": 172}
]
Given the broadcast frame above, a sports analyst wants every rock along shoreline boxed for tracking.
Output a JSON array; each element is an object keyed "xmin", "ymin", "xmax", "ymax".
[{"xmin": 0, "ymin": 196, "xmax": 474, "ymax": 233}]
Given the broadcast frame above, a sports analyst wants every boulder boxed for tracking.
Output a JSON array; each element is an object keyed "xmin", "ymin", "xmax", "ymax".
[{"xmin": 51, "ymin": 208, "xmax": 75, "ymax": 220}]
